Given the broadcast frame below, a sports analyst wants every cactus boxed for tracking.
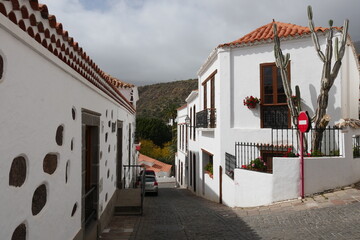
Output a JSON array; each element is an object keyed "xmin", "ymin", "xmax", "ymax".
[
  {"xmin": 273, "ymin": 20, "xmax": 298, "ymax": 126},
  {"xmin": 307, "ymin": 5, "xmax": 349, "ymax": 151},
  {"xmin": 295, "ymin": 85, "xmax": 301, "ymax": 111},
  {"xmin": 273, "ymin": 6, "xmax": 349, "ymax": 152}
]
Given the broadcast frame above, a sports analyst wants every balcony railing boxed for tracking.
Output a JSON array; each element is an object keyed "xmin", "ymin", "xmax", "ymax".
[
  {"xmin": 196, "ymin": 108, "xmax": 216, "ymax": 128},
  {"xmin": 235, "ymin": 127, "xmax": 342, "ymax": 173}
]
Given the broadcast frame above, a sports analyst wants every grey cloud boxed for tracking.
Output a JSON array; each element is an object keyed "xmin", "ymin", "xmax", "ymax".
[{"xmin": 41, "ymin": 0, "xmax": 360, "ymax": 86}]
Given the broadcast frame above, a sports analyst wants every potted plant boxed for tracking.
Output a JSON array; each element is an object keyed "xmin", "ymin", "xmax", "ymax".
[
  {"xmin": 204, "ymin": 162, "xmax": 213, "ymax": 178},
  {"xmin": 243, "ymin": 96, "xmax": 260, "ymax": 109},
  {"xmin": 246, "ymin": 156, "xmax": 267, "ymax": 172}
]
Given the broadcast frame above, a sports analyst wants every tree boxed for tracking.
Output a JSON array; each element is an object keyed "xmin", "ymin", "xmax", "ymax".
[
  {"xmin": 273, "ymin": 5, "xmax": 349, "ymax": 152},
  {"xmin": 162, "ymin": 102, "xmax": 178, "ymax": 124},
  {"xmin": 136, "ymin": 117, "xmax": 172, "ymax": 147}
]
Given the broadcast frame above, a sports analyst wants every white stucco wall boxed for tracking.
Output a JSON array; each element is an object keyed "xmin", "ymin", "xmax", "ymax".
[
  {"xmin": 229, "ymin": 35, "xmax": 359, "ymax": 129},
  {"xmin": 187, "ymin": 92, "xmax": 200, "ymax": 193},
  {"xmin": 234, "ymin": 169, "xmax": 273, "ymax": 207},
  {"xmin": 304, "ymin": 128, "xmax": 360, "ymax": 194},
  {"xmin": 0, "ymin": 14, "xmax": 136, "ymax": 240},
  {"xmin": 176, "ymin": 107, "xmax": 188, "ymax": 188}
]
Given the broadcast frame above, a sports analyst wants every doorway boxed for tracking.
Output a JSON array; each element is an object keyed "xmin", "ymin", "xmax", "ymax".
[
  {"xmin": 82, "ymin": 110, "xmax": 100, "ymax": 239},
  {"xmin": 193, "ymin": 153, "xmax": 196, "ymax": 192},
  {"xmin": 117, "ymin": 121, "xmax": 123, "ymax": 189}
]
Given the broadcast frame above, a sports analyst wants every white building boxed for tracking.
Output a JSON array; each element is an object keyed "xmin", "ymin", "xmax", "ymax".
[
  {"xmin": 176, "ymin": 21, "xmax": 360, "ymax": 207},
  {"xmin": 0, "ymin": 1, "xmax": 138, "ymax": 240}
]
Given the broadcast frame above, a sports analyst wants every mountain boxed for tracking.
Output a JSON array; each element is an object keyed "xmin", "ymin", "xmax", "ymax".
[{"xmin": 137, "ymin": 79, "xmax": 197, "ymax": 121}]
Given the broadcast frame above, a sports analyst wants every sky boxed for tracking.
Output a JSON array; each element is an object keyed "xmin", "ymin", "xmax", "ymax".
[{"xmin": 40, "ymin": 0, "xmax": 360, "ymax": 86}]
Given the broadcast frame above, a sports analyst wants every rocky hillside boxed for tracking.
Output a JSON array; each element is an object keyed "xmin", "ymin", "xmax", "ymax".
[{"xmin": 137, "ymin": 79, "xmax": 198, "ymax": 121}]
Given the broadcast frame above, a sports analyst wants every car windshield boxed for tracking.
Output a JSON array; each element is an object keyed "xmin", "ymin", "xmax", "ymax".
[
  {"xmin": 145, "ymin": 177, "xmax": 156, "ymax": 182},
  {"xmin": 140, "ymin": 170, "xmax": 155, "ymax": 176},
  {"xmin": 145, "ymin": 171, "xmax": 155, "ymax": 176}
]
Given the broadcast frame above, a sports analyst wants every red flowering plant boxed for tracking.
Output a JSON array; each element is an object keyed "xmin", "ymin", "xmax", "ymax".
[
  {"xmin": 243, "ymin": 96, "xmax": 260, "ymax": 109},
  {"xmin": 241, "ymin": 157, "xmax": 267, "ymax": 172},
  {"xmin": 283, "ymin": 147, "xmax": 298, "ymax": 157}
]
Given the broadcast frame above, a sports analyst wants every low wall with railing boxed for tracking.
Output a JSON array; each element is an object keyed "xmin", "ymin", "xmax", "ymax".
[
  {"xmin": 304, "ymin": 127, "xmax": 360, "ymax": 194},
  {"xmin": 229, "ymin": 127, "xmax": 360, "ymax": 207}
]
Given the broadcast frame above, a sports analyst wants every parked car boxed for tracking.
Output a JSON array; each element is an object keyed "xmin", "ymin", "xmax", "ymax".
[
  {"xmin": 140, "ymin": 169, "xmax": 156, "ymax": 177},
  {"xmin": 144, "ymin": 176, "xmax": 158, "ymax": 195}
]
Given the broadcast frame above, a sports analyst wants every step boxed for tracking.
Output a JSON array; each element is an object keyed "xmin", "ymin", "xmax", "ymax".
[{"xmin": 114, "ymin": 206, "xmax": 142, "ymax": 216}]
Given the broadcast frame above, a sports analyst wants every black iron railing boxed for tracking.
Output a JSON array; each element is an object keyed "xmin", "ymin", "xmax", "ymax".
[
  {"xmin": 235, "ymin": 127, "xmax": 342, "ymax": 173},
  {"xmin": 353, "ymin": 135, "xmax": 360, "ymax": 158},
  {"xmin": 84, "ymin": 185, "xmax": 97, "ymax": 227},
  {"xmin": 225, "ymin": 153, "xmax": 236, "ymax": 179},
  {"xmin": 196, "ymin": 108, "xmax": 216, "ymax": 128},
  {"xmin": 262, "ymin": 105, "xmax": 289, "ymax": 129}
]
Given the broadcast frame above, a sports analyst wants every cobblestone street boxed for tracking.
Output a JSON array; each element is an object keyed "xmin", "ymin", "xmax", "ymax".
[{"xmin": 101, "ymin": 184, "xmax": 360, "ymax": 240}]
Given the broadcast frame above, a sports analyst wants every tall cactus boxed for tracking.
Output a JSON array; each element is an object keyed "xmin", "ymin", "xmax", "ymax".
[
  {"xmin": 307, "ymin": 5, "xmax": 349, "ymax": 151},
  {"xmin": 273, "ymin": 6, "xmax": 349, "ymax": 152},
  {"xmin": 295, "ymin": 85, "xmax": 302, "ymax": 111},
  {"xmin": 273, "ymin": 21, "xmax": 299, "ymax": 126}
]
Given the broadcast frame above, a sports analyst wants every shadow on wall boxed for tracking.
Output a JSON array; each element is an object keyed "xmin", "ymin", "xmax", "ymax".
[{"xmin": 307, "ymin": 84, "xmax": 341, "ymax": 123}]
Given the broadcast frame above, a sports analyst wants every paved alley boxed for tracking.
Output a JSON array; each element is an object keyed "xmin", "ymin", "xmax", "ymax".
[{"xmin": 101, "ymin": 184, "xmax": 360, "ymax": 240}]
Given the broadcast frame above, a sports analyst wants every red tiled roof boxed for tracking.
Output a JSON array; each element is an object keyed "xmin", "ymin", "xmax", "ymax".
[
  {"xmin": 219, "ymin": 21, "xmax": 328, "ymax": 48},
  {"xmin": 138, "ymin": 154, "xmax": 172, "ymax": 173},
  {"xmin": 177, "ymin": 104, "xmax": 187, "ymax": 111},
  {"xmin": 0, "ymin": 0, "xmax": 135, "ymax": 113}
]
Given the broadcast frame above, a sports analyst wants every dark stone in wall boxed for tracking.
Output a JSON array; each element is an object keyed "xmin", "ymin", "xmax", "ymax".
[
  {"xmin": 43, "ymin": 154, "xmax": 58, "ymax": 175},
  {"xmin": 11, "ymin": 223, "xmax": 26, "ymax": 240},
  {"xmin": 0, "ymin": 56, "xmax": 3, "ymax": 80},
  {"xmin": 72, "ymin": 107, "xmax": 76, "ymax": 120},
  {"xmin": 56, "ymin": 125, "xmax": 64, "ymax": 146},
  {"xmin": 9, "ymin": 156, "xmax": 26, "ymax": 187},
  {"xmin": 71, "ymin": 203, "xmax": 77, "ymax": 217},
  {"xmin": 32, "ymin": 184, "xmax": 47, "ymax": 216},
  {"xmin": 66, "ymin": 160, "xmax": 70, "ymax": 183}
]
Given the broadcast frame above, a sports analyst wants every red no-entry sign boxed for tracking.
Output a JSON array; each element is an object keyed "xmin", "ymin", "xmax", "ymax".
[
  {"xmin": 298, "ymin": 111, "xmax": 311, "ymax": 133},
  {"xmin": 297, "ymin": 111, "xmax": 311, "ymax": 199}
]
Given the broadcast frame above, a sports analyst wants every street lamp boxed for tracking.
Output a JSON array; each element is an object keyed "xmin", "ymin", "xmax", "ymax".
[{"xmin": 185, "ymin": 115, "xmax": 190, "ymax": 125}]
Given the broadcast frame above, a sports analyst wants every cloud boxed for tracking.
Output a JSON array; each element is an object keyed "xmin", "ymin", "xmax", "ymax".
[{"xmin": 41, "ymin": 0, "xmax": 360, "ymax": 86}]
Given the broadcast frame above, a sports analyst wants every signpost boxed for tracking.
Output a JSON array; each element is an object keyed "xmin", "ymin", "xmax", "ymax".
[{"xmin": 298, "ymin": 111, "xmax": 310, "ymax": 199}]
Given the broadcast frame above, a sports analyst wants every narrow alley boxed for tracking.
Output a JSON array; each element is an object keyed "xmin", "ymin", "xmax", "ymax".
[{"xmin": 101, "ymin": 183, "xmax": 360, "ymax": 240}]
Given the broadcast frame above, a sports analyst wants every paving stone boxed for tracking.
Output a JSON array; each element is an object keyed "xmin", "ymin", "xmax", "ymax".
[{"xmin": 100, "ymin": 184, "xmax": 360, "ymax": 239}]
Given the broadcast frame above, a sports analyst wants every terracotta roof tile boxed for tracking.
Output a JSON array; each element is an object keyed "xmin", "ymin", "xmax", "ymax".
[
  {"xmin": 0, "ymin": 0, "xmax": 135, "ymax": 113},
  {"xmin": 219, "ymin": 21, "xmax": 328, "ymax": 48},
  {"xmin": 177, "ymin": 104, "xmax": 187, "ymax": 111},
  {"xmin": 138, "ymin": 154, "xmax": 172, "ymax": 173}
]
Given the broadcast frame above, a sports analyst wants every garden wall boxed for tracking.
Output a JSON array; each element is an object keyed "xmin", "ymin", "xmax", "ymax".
[{"xmin": 231, "ymin": 128, "xmax": 360, "ymax": 207}]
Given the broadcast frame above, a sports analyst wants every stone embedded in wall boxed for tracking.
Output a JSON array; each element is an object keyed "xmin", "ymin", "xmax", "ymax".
[
  {"xmin": 105, "ymin": 160, "xmax": 107, "ymax": 167},
  {"xmin": 71, "ymin": 138, "xmax": 74, "ymax": 151},
  {"xmin": 71, "ymin": 203, "xmax": 77, "ymax": 217},
  {"xmin": 108, "ymin": 121, "xmax": 111, "ymax": 128},
  {"xmin": 9, "ymin": 156, "xmax": 27, "ymax": 187},
  {"xmin": 11, "ymin": 223, "xmax": 26, "ymax": 240},
  {"xmin": 65, "ymin": 160, "xmax": 70, "ymax": 183},
  {"xmin": 100, "ymin": 151, "xmax": 102, "ymax": 160},
  {"xmin": 105, "ymin": 193, "xmax": 108, "ymax": 202},
  {"xmin": 72, "ymin": 107, "xmax": 76, "ymax": 120},
  {"xmin": 0, "ymin": 55, "xmax": 3, "ymax": 80},
  {"xmin": 32, "ymin": 184, "xmax": 47, "ymax": 216},
  {"xmin": 111, "ymin": 110, "xmax": 113, "ymax": 119},
  {"xmin": 108, "ymin": 145, "xmax": 110, "ymax": 153},
  {"xmin": 56, "ymin": 125, "xmax": 64, "ymax": 146},
  {"xmin": 43, "ymin": 154, "xmax": 58, "ymax": 175},
  {"xmin": 107, "ymin": 169, "xmax": 110, "ymax": 179},
  {"xmin": 105, "ymin": 133, "xmax": 108, "ymax": 143},
  {"xmin": 106, "ymin": 110, "xmax": 108, "ymax": 118}
]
